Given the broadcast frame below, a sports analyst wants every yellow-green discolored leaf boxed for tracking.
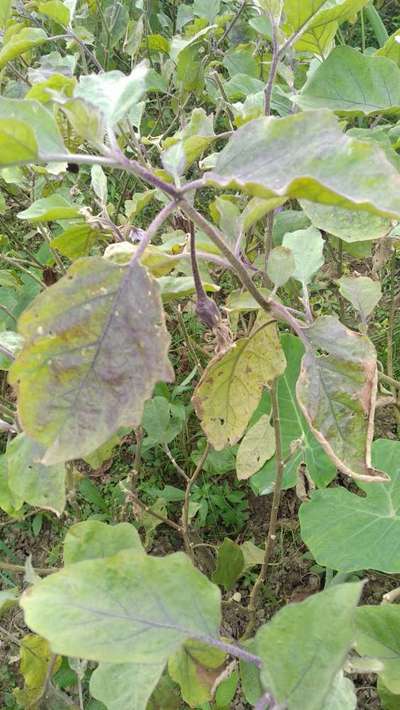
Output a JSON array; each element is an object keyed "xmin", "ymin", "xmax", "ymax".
[
  {"xmin": 50, "ymin": 223, "xmax": 103, "ymax": 259},
  {"xmin": 236, "ymin": 414, "xmax": 275, "ymax": 480},
  {"xmin": 90, "ymin": 661, "xmax": 165, "ymax": 710},
  {"xmin": 21, "ymin": 550, "xmax": 221, "ymax": 664},
  {"xmin": 18, "ymin": 194, "xmax": 82, "ymax": 222},
  {"xmin": 193, "ymin": 316, "xmax": 286, "ymax": 450},
  {"xmin": 64, "ymin": 520, "xmax": 144, "ymax": 564},
  {"xmin": 207, "ymin": 111, "xmax": 400, "ymax": 219},
  {"xmin": 300, "ymin": 200, "xmax": 392, "ymax": 243},
  {"xmin": 0, "ymin": 27, "xmax": 48, "ymax": 70},
  {"xmin": 6, "ymin": 433, "xmax": 66, "ymax": 515},
  {"xmin": 0, "ymin": 454, "xmax": 23, "ymax": 517},
  {"xmin": 0, "ymin": 97, "xmax": 66, "ymax": 159},
  {"xmin": 26, "ymin": 74, "xmax": 76, "ymax": 103},
  {"xmin": 38, "ymin": 0, "xmax": 70, "ymax": 26},
  {"xmin": 10, "ymin": 256, "xmax": 174, "ymax": 465},
  {"xmin": 0, "ymin": 119, "xmax": 38, "ymax": 165},
  {"xmin": 158, "ymin": 275, "xmax": 219, "ymax": 302},
  {"xmin": 255, "ymin": 582, "xmax": 363, "ymax": 710},
  {"xmin": 168, "ymin": 640, "xmax": 225, "ymax": 708},
  {"xmin": 297, "ymin": 47, "xmax": 400, "ymax": 116},
  {"xmin": 0, "ymin": 0, "xmax": 12, "ymax": 29},
  {"xmin": 162, "ymin": 108, "xmax": 216, "ymax": 178},
  {"xmin": 14, "ymin": 633, "xmax": 61, "ymax": 709},
  {"xmin": 297, "ymin": 316, "xmax": 387, "ymax": 483},
  {"xmin": 282, "ymin": 0, "xmax": 369, "ymax": 55},
  {"xmin": 376, "ymin": 29, "xmax": 400, "ymax": 66}
]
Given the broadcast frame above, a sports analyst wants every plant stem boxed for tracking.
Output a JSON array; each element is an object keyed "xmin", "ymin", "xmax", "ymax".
[
  {"xmin": 182, "ymin": 444, "xmax": 209, "ymax": 561},
  {"xmin": 218, "ymin": 0, "xmax": 247, "ymax": 45},
  {"xmin": 264, "ymin": 10, "xmax": 281, "ymax": 116},
  {"xmin": 163, "ymin": 444, "xmax": 189, "ymax": 482},
  {"xmin": 242, "ymin": 380, "xmax": 284, "ymax": 640},
  {"xmin": 263, "ymin": 210, "xmax": 274, "ymax": 286},
  {"xmin": 0, "ymin": 560, "xmax": 57, "ymax": 575},
  {"xmin": 129, "ymin": 493, "xmax": 182, "ymax": 533},
  {"xmin": 200, "ymin": 634, "xmax": 262, "ymax": 668}
]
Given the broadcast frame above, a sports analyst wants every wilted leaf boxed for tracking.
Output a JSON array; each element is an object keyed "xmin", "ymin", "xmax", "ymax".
[
  {"xmin": 193, "ymin": 316, "xmax": 286, "ymax": 450},
  {"xmin": 282, "ymin": 227, "xmax": 324, "ymax": 285},
  {"xmin": 255, "ymin": 582, "xmax": 363, "ymax": 709},
  {"xmin": 63, "ymin": 520, "xmax": 144, "ymax": 564},
  {"xmin": 14, "ymin": 634, "xmax": 61, "ymax": 709},
  {"xmin": 207, "ymin": 111, "xmax": 400, "ymax": 219},
  {"xmin": 6, "ymin": 433, "xmax": 66, "ymax": 515},
  {"xmin": 90, "ymin": 661, "xmax": 164, "ymax": 710},
  {"xmin": 21, "ymin": 550, "xmax": 221, "ymax": 664},
  {"xmin": 91, "ymin": 165, "xmax": 108, "ymax": 204},
  {"xmin": 297, "ymin": 316, "xmax": 387, "ymax": 482},
  {"xmin": 212, "ymin": 538, "xmax": 245, "ymax": 590},
  {"xmin": 300, "ymin": 439, "xmax": 400, "ymax": 573},
  {"xmin": 236, "ymin": 414, "xmax": 275, "ymax": 480},
  {"xmin": 297, "ymin": 47, "xmax": 400, "ymax": 116},
  {"xmin": 168, "ymin": 640, "xmax": 225, "ymax": 708},
  {"xmin": 252, "ymin": 334, "xmax": 336, "ymax": 496},
  {"xmin": 10, "ymin": 256, "xmax": 174, "ymax": 464},
  {"xmin": 338, "ymin": 276, "xmax": 382, "ymax": 321}
]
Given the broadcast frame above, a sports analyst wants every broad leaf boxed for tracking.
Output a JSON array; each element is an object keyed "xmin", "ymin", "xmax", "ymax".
[
  {"xmin": 38, "ymin": 0, "xmax": 70, "ymax": 25},
  {"xmin": 0, "ymin": 27, "xmax": 48, "ymax": 70},
  {"xmin": 300, "ymin": 439, "xmax": 400, "ymax": 573},
  {"xmin": 236, "ymin": 414, "xmax": 275, "ymax": 480},
  {"xmin": 18, "ymin": 194, "xmax": 81, "ymax": 222},
  {"xmin": 300, "ymin": 200, "xmax": 392, "ymax": 243},
  {"xmin": 6, "ymin": 433, "xmax": 66, "ymax": 515},
  {"xmin": 168, "ymin": 640, "xmax": 225, "ymax": 707},
  {"xmin": 192, "ymin": 316, "xmax": 286, "ymax": 450},
  {"xmin": 283, "ymin": 0, "xmax": 369, "ymax": 54},
  {"xmin": 355, "ymin": 605, "xmax": 400, "ymax": 694},
  {"xmin": 212, "ymin": 538, "xmax": 245, "ymax": 590},
  {"xmin": 252, "ymin": 335, "xmax": 336, "ymax": 495},
  {"xmin": 64, "ymin": 521, "xmax": 144, "ymax": 564},
  {"xmin": 376, "ymin": 29, "xmax": 400, "ymax": 66},
  {"xmin": 326, "ymin": 672, "xmax": 357, "ymax": 710},
  {"xmin": 337, "ymin": 276, "xmax": 382, "ymax": 321},
  {"xmin": 90, "ymin": 661, "xmax": 164, "ymax": 710},
  {"xmin": 51, "ymin": 224, "xmax": 102, "ymax": 259},
  {"xmin": 10, "ymin": 256, "xmax": 174, "ymax": 464},
  {"xmin": 255, "ymin": 582, "xmax": 363, "ymax": 709},
  {"xmin": 297, "ymin": 316, "xmax": 386, "ymax": 482},
  {"xmin": 207, "ymin": 111, "xmax": 400, "ymax": 219},
  {"xmin": 297, "ymin": 47, "xmax": 400, "ymax": 116},
  {"xmin": 0, "ymin": 120, "xmax": 38, "ymax": 165},
  {"xmin": 0, "ymin": 97, "xmax": 66, "ymax": 159},
  {"xmin": 21, "ymin": 550, "xmax": 221, "ymax": 664},
  {"xmin": 0, "ymin": 454, "xmax": 23, "ymax": 516},
  {"xmin": 74, "ymin": 62, "xmax": 148, "ymax": 128},
  {"xmin": 282, "ymin": 226, "xmax": 324, "ymax": 285},
  {"xmin": 266, "ymin": 246, "xmax": 295, "ymax": 289},
  {"xmin": 142, "ymin": 396, "xmax": 186, "ymax": 446},
  {"xmin": 162, "ymin": 108, "xmax": 216, "ymax": 178}
]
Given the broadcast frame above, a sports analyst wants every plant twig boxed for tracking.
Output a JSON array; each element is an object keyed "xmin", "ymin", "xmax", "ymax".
[
  {"xmin": 163, "ymin": 444, "xmax": 189, "ymax": 482},
  {"xmin": 182, "ymin": 444, "xmax": 209, "ymax": 561},
  {"xmin": 242, "ymin": 380, "xmax": 284, "ymax": 640},
  {"xmin": 0, "ymin": 559, "xmax": 57, "ymax": 575},
  {"xmin": 218, "ymin": 0, "xmax": 247, "ymax": 45},
  {"xmin": 129, "ymin": 493, "xmax": 182, "ymax": 533}
]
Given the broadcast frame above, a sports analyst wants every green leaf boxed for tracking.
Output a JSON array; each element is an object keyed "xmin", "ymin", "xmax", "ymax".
[
  {"xmin": 51, "ymin": 224, "xmax": 102, "ymax": 259},
  {"xmin": 162, "ymin": 108, "xmax": 216, "ymax": 178},
  {"xmin": 0, "ymin": 454, "xmax": 23, "ymax": 516},
  {"xmin": 236, "ymin": 414, "xmax": 275, "ymax": 480},
  {"xmin": 6, "ymin": 433, "xmax": 66, "ymax": 515},
  {"xmin": 300, "ymin": 200, "xmax": 392, "ymax": 243},
  {"xmin": 168, "ymin": 640, "xmax": 225, "ymax": 707},
  {"xmin": 18, "ymin": 194, "xmax": 81, "ymax": 222},
  {"xmin": 158, "ymin": 275, "xmax": 219, "ymax": 302},
  {"xmin": 266, "ymin": 246, "xmax": 295, "ymax": 289},
  {"xmin": 0, "ymin": 330, "xmax": 24, "ymax": 369},
  {"xmin": 212, "ymin": 538, "xmax": 245, "ymax": 590},
  {"xmin": 252, "ymin": 334, "xmax": 336, "ymax": 495},
  {"xmin": 240, "ymin": 541, "xmax": 265, "ymax": 570},
  {"xmin": 282, "ymin": 226, "xmax": 324, "ymax": 285},
  {"xmin": 215, "ymin": 669, "xmax": 238, "ymax": 707},
  {"xmin": 282, "ymin": 0, "xmax": 369, "ymax": 54},
  {"xmin": 142, "ymin": 396, "xmax": 185, "ymax": 445},
  {"xmin": 10, "ymin": 256, "xmax": 174, "ymax": 464},
  {"xmin": 297, "ymin": 316, "xmax": 386, "ymax": 482},
  {"xmin": 0, "ymin": 119, "xmax": 38, "ymax": 165},
  {"xmin": 300, "ymin": 439, "xmax": 400, "ymax": 573},
  {"xmin": 74, "ymin": 62, "xmax": 149, "ymax": 128},
  {"xmin": 38, "ymin": 0, "xmax": 70, "ymax": 26},
  {"xmin": 193, "ymin": 316, "xmax": 286, "ymax": 450},
  {"xmin": 0, "ymin": 27, "xmax": 48, "ymax": 70},
  {"xmin": 255, "ymin": 582, "xmax": 363, "ymax": 709},
  {"xmin": 378, "ymin": 678, "xmax": 400, "ymax": 710},
  {"xmin": 91, "ymin": 165, "xmax": 108, "ymax": 205},
  {"xmin": 325, "ymin": 672, "xmax": 356, "ymax": 710},
  {"xmin": 376, "ymin": 29, "xmax": 400, "ymax": 66},
  {"xmin": 207, "ymin": 111, "xmax": 400, "ymax": 219},
  {"xmin": 0, "ymin": 97, "xmax": 66, "ymax": 159},
  {"xmin": 337, "ymin": 276, "xmax": 382, "ymax": 321},
  {"xmin": 21, "ymin": 550, "xmax": 221, "ymax": 664},
  {"xmin": 63, "ymin": 521, "xmax": 144, "ymax": 564},
  {"xmin": 297, "ymin": 47, "xmax": 400, "ymax": 116},
  {"xmin": 90, "ymin": 661, "xmax": 164, "ymax": 710},
  {"xmin": 355, "ymin": 605, "xmax": 400, "ymax": 694},
  {"xmin": 0, "ymin": 0, "xmax": 12, "ymax": 29}
]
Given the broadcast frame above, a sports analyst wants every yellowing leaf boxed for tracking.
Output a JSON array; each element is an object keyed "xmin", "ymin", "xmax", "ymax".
[
  {"xmin": 10, "ymin": 256, "xmax": 174, "ymax": 464},
  {"xmin": 14, "ymin": 634, "xmax": 61, "ymax": 708},
  {"xmin": 38, "ymin": 0, "xmax": 70, "ymax": 26},
  {"xmin": 0, "ymin": 27, "xmax": 48, "ymax": 70},
  {"xmin": 193, "ymin": 316, "xmax": 286, "ymax": 450},
  {"xmin": 236, "ymin": 414, "xmax": 275, "ymax": 480},
  {"xmin": 168, "ymin": 640, "xmax": 225, "ymax": 708},
  {"xmin": 0, "ymin": 119, "xmax": 37, "ymax": 165}
]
